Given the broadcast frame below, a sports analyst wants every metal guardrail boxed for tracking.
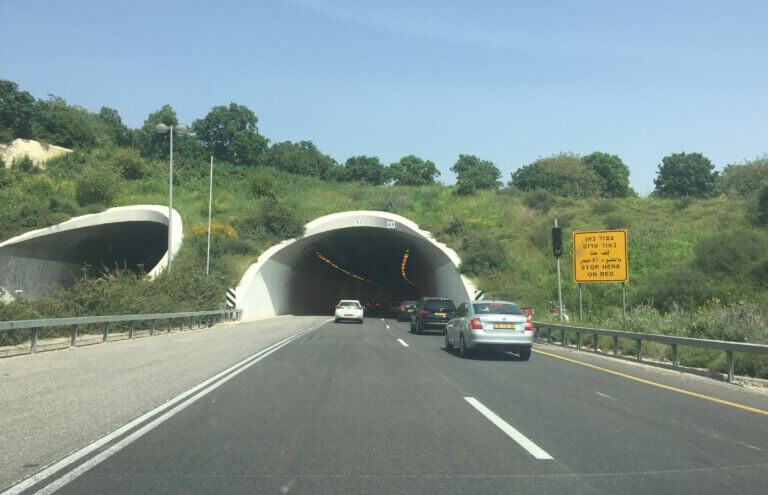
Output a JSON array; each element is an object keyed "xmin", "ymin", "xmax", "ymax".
[
  {"xmin": 534, "ymin": 322, "xmax": 768, "ymax": 383},
  {"xmin": 0, "ymin": 309, "xmax": 243, "ymax": 355}
]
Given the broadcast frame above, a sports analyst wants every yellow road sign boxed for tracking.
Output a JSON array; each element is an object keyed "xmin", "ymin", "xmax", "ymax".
[{"xmin": 573, "ymin": 230, "xmax": 628, "ymax": 283}]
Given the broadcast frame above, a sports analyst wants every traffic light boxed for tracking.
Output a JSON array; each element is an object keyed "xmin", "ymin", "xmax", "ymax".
[{"xmin": 552, "ymin": 227, "xmax": 563, "ymax": 257}]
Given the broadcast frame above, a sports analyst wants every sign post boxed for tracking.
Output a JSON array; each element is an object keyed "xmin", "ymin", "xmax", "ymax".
[{"xmin": 572, "ymin": 229, "xmax": 629, "ymax": 316}]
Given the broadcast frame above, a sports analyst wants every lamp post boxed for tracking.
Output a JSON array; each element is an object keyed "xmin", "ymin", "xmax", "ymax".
[{"xmin": 155, "ymin": 123, "xmax": 188, "ymax": 273}]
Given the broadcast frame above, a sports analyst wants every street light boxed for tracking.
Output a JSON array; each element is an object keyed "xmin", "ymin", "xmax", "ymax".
[{"xmin": 155, "ymin": 123, "xmax": 188, "ymax": 273}]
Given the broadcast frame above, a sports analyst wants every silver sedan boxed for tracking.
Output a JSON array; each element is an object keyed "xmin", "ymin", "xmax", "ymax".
[{"xmin": 445, "ymin": 300, "xmax": 534, "ymax": 360}]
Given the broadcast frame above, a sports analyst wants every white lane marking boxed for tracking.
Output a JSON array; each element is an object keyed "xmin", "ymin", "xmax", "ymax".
[
  {"xmin": 595, "ymin": 391, "xmax": 614, "ymax": 400},
  {"xmin": 397, "ymin": 339, "xmax": 409, "ymax": 347},
  {"xmin": 4, "ymin": 319, "xmax": 332, "ymax": 495},
  {"xmin": 386, "ymin": 325, "xmax": 390, "ymax": 329},
  {"xmin": 463, "ymin": 397, "xmax": 553, "ymax": 460}
]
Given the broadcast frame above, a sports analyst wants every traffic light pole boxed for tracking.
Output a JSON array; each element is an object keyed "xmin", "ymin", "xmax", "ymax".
[{"xmin": 555, "ymin": 218, "xmax": 563, "ymax": 321}]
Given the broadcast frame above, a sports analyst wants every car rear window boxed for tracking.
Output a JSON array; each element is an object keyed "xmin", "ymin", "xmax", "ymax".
[
  {"xmin": 339, "ymin": 301, "xmax": 361, "ymax": 308},
  {"xmin": 424, "ymin": 299, "xmax": 456, "ymax": 310},
  {"xmin": 472, "ymin": 302, "xmax": 523, "ymax": 315}
]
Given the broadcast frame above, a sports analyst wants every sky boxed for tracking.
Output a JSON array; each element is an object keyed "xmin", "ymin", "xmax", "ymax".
[{"xmin": 1, "ymin": 0, "xmax": 767, "ymax": 193}]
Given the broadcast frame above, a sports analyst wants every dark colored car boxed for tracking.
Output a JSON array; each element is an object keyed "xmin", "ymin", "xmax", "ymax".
[
  {"xmin": 387, "ymin": 301, "xmax": 401, "ymax": 318},
  {"xmin": 397, "ymin": 301, "xmax": 418, "ymax": 321},
  {"xmin": 364, "ymin": 299, "xmax": 383, "ymax": 317},
  {"xmin": 410, "ymin": 297, "xmax": 456, "ymax": 334}
]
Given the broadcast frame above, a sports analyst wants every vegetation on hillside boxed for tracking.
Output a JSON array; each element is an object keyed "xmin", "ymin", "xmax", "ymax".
[{"xmin": 2, "ymin": 79, "xmax": 768, "ymax": 376}]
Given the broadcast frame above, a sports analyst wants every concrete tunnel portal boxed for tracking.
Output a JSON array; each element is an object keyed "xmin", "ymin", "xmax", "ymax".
[
  {"xmin": 0, "ymin": 205, "xmax": 182, "ymax": 301},
  {"xmin": 236, "ymin": 211, "xmax": 475, "ymax": 319}
]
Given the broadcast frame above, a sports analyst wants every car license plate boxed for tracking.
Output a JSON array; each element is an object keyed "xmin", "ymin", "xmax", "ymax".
[
  {"xmin": 345, "ymin": 314, "xmax": 353, "ymax": 317},
  {"xmin": 435, "ymin": 312, "xmax": 446, "ymax": 317},
  {"xmin": 494, "ymin": 323, "xmax": 516, "ymax": 329}
]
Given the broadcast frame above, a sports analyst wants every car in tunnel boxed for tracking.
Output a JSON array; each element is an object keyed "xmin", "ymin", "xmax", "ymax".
[
  {"xmin": 396, "ymin": 301, "xmax": 418, "ymax": 321},
  {"xmin": 445, "ymin": 301, "xmax": 534, "ymax": 360},
  {"xmin": 410, "ymin": 297, "xmax": 456, "ymax": 334},
  {"xmin": 334, "ymin": 300, "xmax": 364, "ymax": 323}
]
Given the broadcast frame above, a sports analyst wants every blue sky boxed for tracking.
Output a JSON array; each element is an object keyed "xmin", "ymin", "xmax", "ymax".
[{"xmin": 1, "ymin": 0, "xmax": 766, "ymax": 193}]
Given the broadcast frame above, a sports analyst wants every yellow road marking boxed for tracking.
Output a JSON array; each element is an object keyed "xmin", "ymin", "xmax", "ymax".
[{"xmin": 532, "ymin": 349, "xmax": 768, "ymax": 417}]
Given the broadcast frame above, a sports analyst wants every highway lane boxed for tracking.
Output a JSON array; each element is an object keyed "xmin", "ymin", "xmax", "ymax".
[{"xmin": 11, "ymin": 316, "xmax": 768, "ymax": 494}]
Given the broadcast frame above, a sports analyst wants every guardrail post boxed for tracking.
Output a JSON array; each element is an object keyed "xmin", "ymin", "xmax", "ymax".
[
  {"xmin": 102, "ymin": 323, "xmax": 109, "ymax": 342},
  {"xmin": 168, "ymin": 318, "xmax": 172, "ymax": 334},
  {"xmin": 671, "ymin": 344, "xmax": 678, "ymax": 367},
  {"xmin": 613, "ymin": 336, "xmax": 619, "ymax": 356},
  {"xmin": 70, "ymin": 325, "xmax": 78, "ymax": 348},
  {"xmin": 128, "ymin": 322, "xmax": 134, "ymax": 339},
  {"xmin": 560, "ymin": 329, "xmax": 565, "ymax": 346},
  {"xmin": 726, "ymin": 351, "xmax": 734, "ymax": 383},
  {"xmin": 31, "ymin": 328, "xmax": 39, "ymax": 354},
  {"xmin": 636, "ymin": 339, "xmax": 642, "ymax": 361},
  {"xmin": 149, "ymin": 320, "xmax": 155, "ymax": 336},
  {"xmin": 576, "ymin": 332, "xmax": 581, "ymax": 350},
  {"xmin": 593, "ymin": 334, "xmax": 598, "ymax": 353},
  {"xmin": 547, "ymin": 328, "xmax": 552, "ymax": 343}
]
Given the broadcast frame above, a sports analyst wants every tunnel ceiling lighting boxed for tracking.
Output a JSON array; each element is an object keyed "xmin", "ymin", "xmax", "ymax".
[
  {"xmin": 401, "ymin": 249, "xmax": 415, "ymax": 286},
  {"xmin": 315, "ymin": 251, "xmax": 378, "ymax": 284}
]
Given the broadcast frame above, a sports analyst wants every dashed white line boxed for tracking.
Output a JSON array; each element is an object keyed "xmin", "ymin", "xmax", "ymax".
[
  {"xmin": 595, "ymin": 391, "xmax": 614, "ymax": 400},
  {"xmin": 463, "ymin": 397, "xmax": 553, "ymax": 460},
  {"xmin": 397, "ymin": 339, "xmax": 409, "ymax": 347},
  {"xmin": 386, "ymin": 325, "xmax": 391, "ymax": 329}
]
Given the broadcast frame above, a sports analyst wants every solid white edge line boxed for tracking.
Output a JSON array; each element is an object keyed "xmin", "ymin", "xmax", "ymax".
[
  {"xmin": 463, "ymin": 397, "xmax": 553, "ymax": 460},
  {"xmin": 397, "ymin": 338, "xmax": 409, "ymax": 347},
  {"xmin": 2, "ymin": 318, "xmax": 332, "ymax": 495}
]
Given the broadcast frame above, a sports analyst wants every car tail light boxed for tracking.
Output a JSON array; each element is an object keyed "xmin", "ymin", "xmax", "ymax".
[
  {"xmin": 419, "ymin": 309, "xmax": 429, "ymax": 315},
  {"xmin": 470, "ymin": 318, "xmax": 483, "ymax": 330},
  {"xmin": 525, "ymin": 319, "xmax": 534, "ymax": 331},
  {"xmin": 400, "ymin": 304, "xmax": 405, "ymax": 311}
]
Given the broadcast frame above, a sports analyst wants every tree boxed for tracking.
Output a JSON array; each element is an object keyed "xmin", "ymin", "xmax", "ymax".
[
  {"xmin": 32, "ymin": 95, "xmax": 112, "ymax": 149},
  {"xmin": 98, "ymin": 107, "xmax": 132, "ymax": 147},
  {"xmin": 136, "ymin": 104, "xmax": 189, "ymax": 160},
  {"xmin": 0, "ymin": 80, "xmax": 36, "ymax": 141},
  {"xmin": 191, "ymin": 103, "xmax": 268, "ymax": 165},
  {"xmin": 388, "ymin": 155, "xmax": 440, "ymax": 186},
  {"xmin": 510, "ymin": 153, "xmax": 602, "ymax": 197},
  {"xmin": 583, "ymin": 151, "xmax": 631, "ymax": 197},
  {"xmin": 451, "ymin": 154, "xmax": 501, "ymax": 195},
  {"xmin": 654, "ymin": 152, "xmax": 717, "ymax": 198},
  {"xmin": 339, "ymin": 155, "xmax": 386, "ymax": 184},
  {"xmin": 716, "ymin": 155, "xmax": 768, "ymax": 197},
  {"xmin": 260, "ymin": 140, "xmax": 338, "ymax": 179}
]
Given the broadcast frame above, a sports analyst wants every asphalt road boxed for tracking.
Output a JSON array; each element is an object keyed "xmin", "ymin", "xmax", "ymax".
[{"xmin": 5, "ymin": 316, "xmax": 768, "ymax": 494}]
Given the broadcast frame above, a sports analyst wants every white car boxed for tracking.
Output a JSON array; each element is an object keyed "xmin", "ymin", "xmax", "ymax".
[{"xmin": 334, "ymin": 300, "xmax": 363, "ymax": 323}]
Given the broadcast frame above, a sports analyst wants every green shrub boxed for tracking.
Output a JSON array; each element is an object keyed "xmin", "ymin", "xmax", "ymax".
[
  {"xmin": 113, "ymin": 147, "xmax": 146, "ymax": 180},
  {"xmin": 694, "ymin": 228, "xmax": 765, "ymax": 277},
  {"xmin": 523, "ymin": 189, "xmax": 556, "ymax": 212},
  {"xmin": 258, "ymin": 200, "xmax": 305, "ymax": 239},
  {"xmin": 604, "ymin": 214, "xmax": 630, "ymax": 230},
  {"xmin": 635, "ymin": 265, "xmax": 713, "ymax": 312},
  {"xmin": 674, "ymin": 197, "xmax": 695, "ymax": 210},
  {"xmin": 756, "ymin": 185, "xmax": 768, "ymax": 227},
  {"xmin": 591, "ymin": 199, "xmax": 617, "ymax": 215},
  {"xmin": 75, "ymin": 167, "xmax": 119, "ymax": 206},
  {"xmin": 370, "ymin": 192, "xmax": 412, "ymax": 212},
  {"xmin": 716, "ymin": 155, "xmax": 768, "ymax": 197},
  {"xmin": 248, "ymin": 168, "xmax": 275, "ymax": 198},
  {"xmin": 459, "ymin": 238, "xmax": 508, "ymax": 276},
  {"xmin": 48, "ymin": 197, "xmax": 78, "ymax": 215},
  {"xmin": 11, "ymin": 154, "xmax": 39, "ymax": 173},
  {"xmin": 511, "ymin": 153, "xmax": 602, "ymax": 197}
]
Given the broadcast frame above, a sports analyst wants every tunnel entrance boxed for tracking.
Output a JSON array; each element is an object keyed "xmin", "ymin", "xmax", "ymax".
[
  {"xmin": 0, "ymin": 205, "xmax": 181, "ymax": 301},
  {"xmin": 236, "ymin": 211, "xmax": 475, "ymax": 319}
]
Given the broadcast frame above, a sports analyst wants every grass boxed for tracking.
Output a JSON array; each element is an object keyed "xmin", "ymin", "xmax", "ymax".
[{"xmin": 2, "ymin": 149, "xmax": 768, "ymax": 374}]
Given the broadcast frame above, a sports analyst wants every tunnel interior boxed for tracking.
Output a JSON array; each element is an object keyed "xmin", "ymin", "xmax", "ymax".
[
  {"xmin": 284, "ymin": 227, "xmax": 439, "ymax": 314},
  {"xmin": 0, "ymin": 221, "xmax": 168, "ymax": 299},
  {"xmin": 238, "ymin": 214, "xmax": 474, "ymax": 319}
]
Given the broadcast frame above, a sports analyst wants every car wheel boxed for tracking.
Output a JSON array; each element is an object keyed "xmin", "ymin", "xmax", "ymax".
[
  {"xmin": 334, "ymin": 318, "xmax": 339, "ymax": 323},
  {"xmin": 459, "ymin": 334, "xmax": 471, "ymax": 358},
  {"xmin": 358, "ymin": 319, "xmax": 363, "ymax": 324},
  {"xmin": 518, "ymin": 347, "xmax": 532, "ymax": 361},
  {"xmin": 416, "ymin": 322, "xmax": 423, "ymax": 335},
  {"xmin": 444, "ymin": 332, "xmax": 453, "ymax": 351},
  {"xmin": 409, "ymin": 321, "xmax": 415, "ymax": 333}
]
